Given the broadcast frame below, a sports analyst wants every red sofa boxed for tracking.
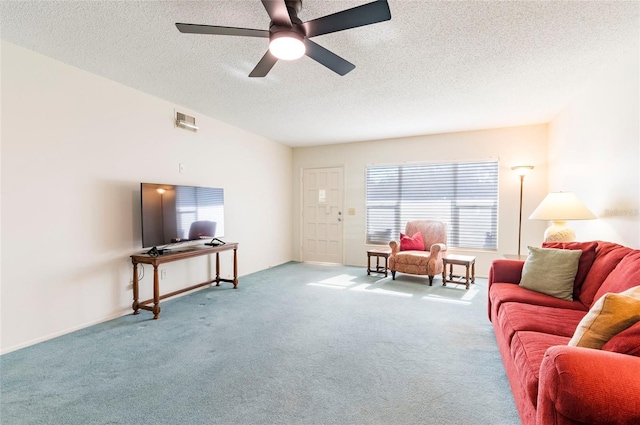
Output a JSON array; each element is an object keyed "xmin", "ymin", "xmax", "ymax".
[{"xmin": 488, "ymin": 241, "xmax": 640, "ymax": 425}]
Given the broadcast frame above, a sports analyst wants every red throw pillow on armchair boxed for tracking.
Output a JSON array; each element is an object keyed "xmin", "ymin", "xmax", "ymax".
[{"xmin": 400, "ymin": 232, "xmax": 424, "ymax": 251}]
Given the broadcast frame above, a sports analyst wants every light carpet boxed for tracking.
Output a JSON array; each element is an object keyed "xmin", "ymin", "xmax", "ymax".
[{"xmin": 1, "ymin": 262, "xmax": 519, "ymax": 424}]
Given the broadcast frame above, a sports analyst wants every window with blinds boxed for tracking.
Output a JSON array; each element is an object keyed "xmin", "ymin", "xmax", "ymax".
[{"xmin": 366, "ymin": 160, "xmax": 498, "ymax": 250}]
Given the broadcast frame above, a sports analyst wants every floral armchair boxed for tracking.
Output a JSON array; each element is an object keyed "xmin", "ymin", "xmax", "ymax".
[{"xmin": 389, "ymin": 220, "xmax": 448, "ymax": 285}]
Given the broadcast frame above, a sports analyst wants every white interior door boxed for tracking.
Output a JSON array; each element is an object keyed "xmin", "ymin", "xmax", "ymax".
[{"xmin": 302, "ymin": 167, "xmax": 344, "ymax": 264}]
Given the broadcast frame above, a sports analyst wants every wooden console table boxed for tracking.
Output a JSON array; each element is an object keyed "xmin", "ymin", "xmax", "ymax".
[{"xmin": 130, "ymin": 243, "xmax": 238, "ymax": 319}]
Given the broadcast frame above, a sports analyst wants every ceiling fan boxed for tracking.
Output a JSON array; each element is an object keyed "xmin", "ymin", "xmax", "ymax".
[{"xmin": 175, "ymin": 0, "xmax": 391, "ymax": 77}]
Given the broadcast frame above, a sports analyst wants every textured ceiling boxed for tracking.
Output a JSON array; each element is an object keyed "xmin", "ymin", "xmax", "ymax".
[{"xmin": 1, "ymin": 1, "xmax": 638, "ymax": 147}]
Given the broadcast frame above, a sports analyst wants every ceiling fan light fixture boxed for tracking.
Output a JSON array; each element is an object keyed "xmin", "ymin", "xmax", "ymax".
[
  {"xmin": 269, "ymin": 31, "xmax": 305, "ymax": 60},
  {"xmin": 176, "ymin": 0, "xmax": 392, "ymax": 76}
]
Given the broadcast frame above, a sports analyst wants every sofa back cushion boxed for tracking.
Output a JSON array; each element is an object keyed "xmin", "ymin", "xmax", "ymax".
[
  {"xmin": 577, "ymin": 242, "xmax": 633, "ymax": 307},
  {"xmin": 542, "ymin": 241, "xmax": 597, "ymax": 299},
  {"xmin": 601, "ymin": 321, "xmax": 640, "ymax": 357},
  {"xmin": 592, "ymin": 250, "xmax": 640, "ymax": 306}
]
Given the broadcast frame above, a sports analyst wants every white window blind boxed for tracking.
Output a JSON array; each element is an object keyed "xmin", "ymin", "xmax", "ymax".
[{"xmin": 366, "ymin": 160, "xmax": 498, "ymax": 249}]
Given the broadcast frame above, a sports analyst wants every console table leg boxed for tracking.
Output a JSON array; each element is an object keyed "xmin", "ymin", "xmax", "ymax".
[
  {"xmin": 132, "ymin": 262, "xmax": 140, "ymax": 315},
  {"xmin": 233, "ymin": 248, "xmax": 238, "ymax": 289},
  {"xmin": 215, "ymin": 253, "xmax": 221, "ymax": 286},
  {"xmin": 152, "ymin": 265, "xmax": 160, "ymax": 319}
]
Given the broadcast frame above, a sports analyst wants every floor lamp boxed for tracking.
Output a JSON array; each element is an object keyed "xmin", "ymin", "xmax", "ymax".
[{"xmin": 511, "ymin": 165, "xmax": 534, "ymax": 258}]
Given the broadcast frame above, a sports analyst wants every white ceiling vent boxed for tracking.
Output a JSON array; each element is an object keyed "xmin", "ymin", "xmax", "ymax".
[{"xmin": 176, "ymin": 112, "xmax": 198, "ymax": 131}]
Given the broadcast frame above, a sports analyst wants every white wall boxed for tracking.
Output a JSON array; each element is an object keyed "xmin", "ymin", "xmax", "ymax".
[
  {"xmin": 0, "ymin": 41, "xmax": 293, "ymax": 353},
  {"xmin": 292, "ymin": 125, "xmax": 550, "ymax": 277},
  {"xmin": 548, "ymin": 46, "xmax": 639, "ymax": 248},
  {"xmin": 7, "ymin": 35, "xmax": 634, "ymax": 354}
]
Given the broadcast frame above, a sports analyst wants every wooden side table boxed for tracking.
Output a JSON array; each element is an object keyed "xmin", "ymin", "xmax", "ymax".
[
  {"xmin": 367, "ymin": 248, "xmax": 391, "ymax": 277},
  {"xmin": 442, "ymin": 254, "xmax": 476, "ymax": 290}
]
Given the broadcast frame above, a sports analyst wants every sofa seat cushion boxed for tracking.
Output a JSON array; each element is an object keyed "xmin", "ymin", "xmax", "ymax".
[
  {"xmin": 489, "ymin": 283, "xmax": 588, "ymax": 321},
  {"xmin": 497, "ymin": 302, "xmax": 586, "ymax": 343},
  {"xmin": 510, "ymin": 331, "xmax": 571, "ymax": 408},
  {"xmin": 391, "ymin": 250, "xmax": 431, "ymax": 267},
  {"xmin": 578, "ymin": 242, "xmax": 633, "ymax": 307}
]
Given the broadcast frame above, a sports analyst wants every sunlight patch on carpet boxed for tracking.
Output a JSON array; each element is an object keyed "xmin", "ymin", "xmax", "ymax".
[
  {"xmin": 423, "ymin": 295, "xmax": 471, "ymax": 305},
  {"xmin": 306, "ymin": 273, "xmax": 483, "ymax": 302},
  {"xmin": 461, "ymin": 287, "xmax": 480, "ymax": 301},
  {"xmin": 307, "ymin": 273, "xmax": 359, "ymax": 289},
  {"xmin": 422, "ymin": 286, "xmax": 480, "ymax": 305},
  {"xmin": 350, "ymin": 284, "xmax": 413, "ymax": 298},
  {"xmin": 307, "ymin": 283, "xmax": 348, "ymax": 290}
]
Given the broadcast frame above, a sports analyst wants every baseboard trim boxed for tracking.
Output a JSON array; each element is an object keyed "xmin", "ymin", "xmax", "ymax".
[{"xmin": 1, "ymin": 309, "xmax": 130, "ymax": 356}]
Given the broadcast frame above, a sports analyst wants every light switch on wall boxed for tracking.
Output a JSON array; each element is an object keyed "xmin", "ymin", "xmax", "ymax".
[{"xmin": 348, "ymin": 208, "xmax": 356, "ymax": 215}]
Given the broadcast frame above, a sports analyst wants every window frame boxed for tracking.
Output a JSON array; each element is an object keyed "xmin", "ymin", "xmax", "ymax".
[{"xmin": 365, "ymin": 159, "xmax": 499, "ymax": 250}]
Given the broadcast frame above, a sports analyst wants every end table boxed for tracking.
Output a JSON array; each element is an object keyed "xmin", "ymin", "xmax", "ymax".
[{"xmin": 367, "ymin": 248, "xmax": 391, "ymax": 277}]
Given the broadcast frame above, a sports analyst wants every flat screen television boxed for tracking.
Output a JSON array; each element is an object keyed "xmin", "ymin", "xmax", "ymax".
[{"xmin": 140, "ymin": 183, "xmax": 225, "ymax": 252}]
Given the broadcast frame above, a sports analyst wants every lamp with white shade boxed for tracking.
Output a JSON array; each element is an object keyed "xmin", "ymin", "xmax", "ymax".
[{"xmin": 529, "ymin": 192, "xmax": 596, "ymax": 242}]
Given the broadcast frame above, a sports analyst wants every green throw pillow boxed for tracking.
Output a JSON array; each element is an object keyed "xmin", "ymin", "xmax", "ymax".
[{"xmin": 519, "ymin": 246, "xmax": 582, "ymax": 301}]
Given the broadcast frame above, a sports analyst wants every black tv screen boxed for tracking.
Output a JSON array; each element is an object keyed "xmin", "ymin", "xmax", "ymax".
[{"xmin": 140, "ymin": 183, "xmax": 224, "ymax": 249}]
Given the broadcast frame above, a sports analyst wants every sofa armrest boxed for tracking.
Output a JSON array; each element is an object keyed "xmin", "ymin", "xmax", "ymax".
[
  {"xmin": 538, "ymin": 345, "xmax": 640, "ymax": 425},
  {"xmin": 487, "ymin": 259, "xmax": 525, "ymax": 322},
  {"xmin": 389, "ymin": 240, "xmax": 400, "ymax": 255},
  {"xmin": 488, "ymin": 259, "xmax": 524, "ymax": 285}
]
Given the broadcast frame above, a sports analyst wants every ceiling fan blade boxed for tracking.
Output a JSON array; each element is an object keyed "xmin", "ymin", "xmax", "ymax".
[
  {"xmin": 304, "ymin": 39, "xmax": 355, "ymax": 76},
  {"xmin": 249, "ymin": 51, "xmax": 278, "ymax": 77},
  {"xmin": 302, "ymin": 0, "xmax": 391, "ymax": 38},
  {"xmin": 261, "ymin": 0, "xmax": 292, "ymax": 27},
  {"xmin": 176, "ymin": 23, "xmax": 269, "ymax": 38}
]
